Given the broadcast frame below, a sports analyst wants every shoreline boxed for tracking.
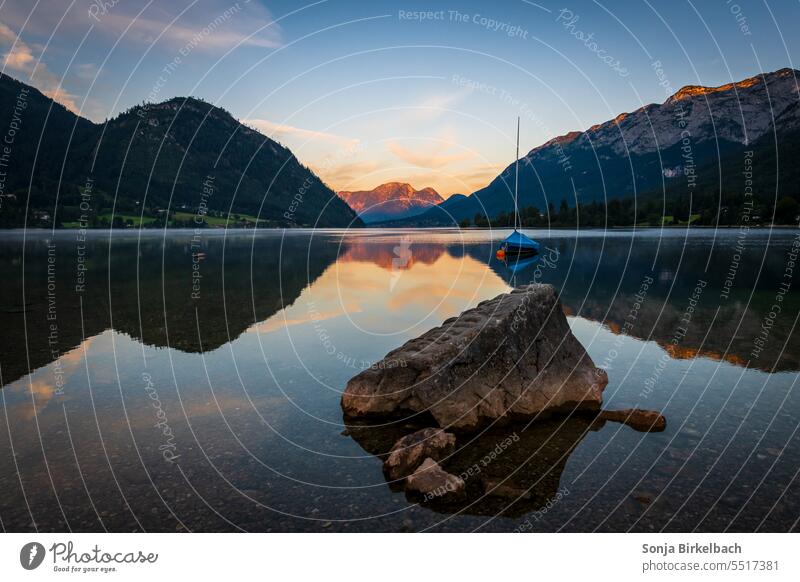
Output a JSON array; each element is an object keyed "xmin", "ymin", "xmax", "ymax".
[{"xmin": 1, "ymin": 223, "xmax": 798, "ymax": 232}]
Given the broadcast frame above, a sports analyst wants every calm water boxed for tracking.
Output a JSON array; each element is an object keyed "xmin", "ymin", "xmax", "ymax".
[{"xmin": 0, "ymin": 227, "xmax": 798, "ymax": 532}]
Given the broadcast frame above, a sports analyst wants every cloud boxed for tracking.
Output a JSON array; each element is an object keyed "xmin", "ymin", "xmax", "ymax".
[
  {"xmin": 0, "ymin": 0, "xmax": 283, "ymax": 53},
  {"xmin": 0, "ymin": 20, "xmax": 16, "ymax": 44},
  {"xmin": 244, "ymin": 118, "xmax": 359, "ymax": 149},
  {"xmin": 312, "ymin": 160, "xmax": 381, "ymax": 189},
  {"xmin": 386, "ymin": 139, "xmax": 475, "ymax": 169},
  {"xmin": 398, "ymin": 88, "xmax": 472, "ymax": 123},
  {"xmin": 245, "ymin": 118, "xmax": 369, "ymax": 192},
  {"xmin": 7, "ymin": 334, "xmax": 100, "ymax": 420},
  {"xmin": 458, "ymin": 163, "xmax": 505, "ymax": 183},
  {"xmin": 74, "ymin": 62, "xmax": 99, "ymax": 80},
  {"xmin": 0, "ymin": 21, "xmax": 78, "ymax": 112},
  {"xmin": 96, "ymin": 7, "xmax": 282, "ymax": 52},
  {"xmin": 3, "ymin": 46, "xmax": 34, "ymax": 70},
  {"xmin": 248, "ymin": 303, "xmax": 362, "ymax": 335}
]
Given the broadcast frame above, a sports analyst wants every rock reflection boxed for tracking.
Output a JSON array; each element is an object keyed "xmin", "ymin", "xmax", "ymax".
[{"xmin": 347, "ymin": 414, "xmax": 599, "ymax": 518}]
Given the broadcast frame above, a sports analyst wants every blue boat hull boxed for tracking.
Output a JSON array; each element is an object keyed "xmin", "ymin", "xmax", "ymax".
[
  {"xmin": 504, "ymin": 244, "xmax": 539, "ymax": 256},
  {"xmin": 502, "ymin": 230, "xmax": 540, "ymax": 256}
]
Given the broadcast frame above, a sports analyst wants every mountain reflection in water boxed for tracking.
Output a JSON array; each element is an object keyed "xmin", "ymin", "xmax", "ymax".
[
  {"xmin": 2, "ymin": 229, "xmax": 795, "ymax": 385},
  {"xmin": 0, "ymin": 228, "xmax": 798, "ymax": 532}
]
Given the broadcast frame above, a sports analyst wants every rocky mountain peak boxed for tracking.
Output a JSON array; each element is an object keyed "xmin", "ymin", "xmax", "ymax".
[
  {"xmin": 338, "ymin": 182, "xmax": 444, "ymax": 223},
  {"xmin": 523, "ymin": 67, "xmax": 800, "ymax": 161}
]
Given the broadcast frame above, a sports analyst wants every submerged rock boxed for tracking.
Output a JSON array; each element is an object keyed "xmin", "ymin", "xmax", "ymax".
[
  {"xmin": 405, "ymin": 458, "xmax": 466, "ymax": 502},
  {"xmin": 347, "ymin": 415, "xmax": 596, "ymax": 517},
  {"xmin": 598, "ymin": 409, "xmax": 667, "ymax": 432},
  {"xmin": 384, "ymin": 428, "xmax": 456, "ymax": 480},
  {"xmin": 481, "ymin": 476, "xmax": 534, "ymax": 500},
  {"xmin": 342, "ymin": 284, "xmax": 608, "ymax": 430}
]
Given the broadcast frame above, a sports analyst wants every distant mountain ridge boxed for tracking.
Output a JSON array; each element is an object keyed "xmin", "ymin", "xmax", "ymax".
[
  {"xmin": 338, "ymin": 182, "xmax": 443, "ymax": 223},
  {"xmin": 0, "ymin": 73, "xmax": 361, "ymax": 228},
  {"xmin": 400, "ymin": 67, "xmax": 800, "ymax": 225}
]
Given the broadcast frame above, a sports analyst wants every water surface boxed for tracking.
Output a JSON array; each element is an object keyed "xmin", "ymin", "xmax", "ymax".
[{"xmin": 0, "ymin": 227, "xmax": 798, "ymax": 532}]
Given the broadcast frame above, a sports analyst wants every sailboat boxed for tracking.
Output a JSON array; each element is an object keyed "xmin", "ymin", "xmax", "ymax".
[{"xmin": 498, "ymin": 118, "xmax": 540, "ymax": 257}]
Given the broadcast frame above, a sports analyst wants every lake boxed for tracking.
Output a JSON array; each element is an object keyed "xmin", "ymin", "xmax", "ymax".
[{"xmin": 0, "ymin": 227, "xmax": 798, "ymax": 532}]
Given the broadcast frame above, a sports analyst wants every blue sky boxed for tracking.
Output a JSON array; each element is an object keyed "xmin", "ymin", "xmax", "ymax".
[{"xmin": 1, "ymin": 0, "xmax": 799, "ymax": 196}]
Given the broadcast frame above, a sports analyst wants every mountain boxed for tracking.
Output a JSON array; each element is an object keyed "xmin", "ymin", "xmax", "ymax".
[
  {"xmin": 338, "ymin": 182, "xmax": 443, "ymax": 223},
  {"xmin": 0, "ymin": 73, "xmax": 361, "ymax": 228},
  {"xmin": 370, "ymin": 192, "xmax": 470, "ymax": 226},
  {"xmin": 402, "ymin": 68, "xmax": 800, "ymax": 225}
]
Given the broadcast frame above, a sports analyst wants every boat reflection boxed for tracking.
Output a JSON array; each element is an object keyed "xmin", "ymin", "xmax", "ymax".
[{"xmin": 500, "ymin": 253, "xmax": 540, "ymax": 275}]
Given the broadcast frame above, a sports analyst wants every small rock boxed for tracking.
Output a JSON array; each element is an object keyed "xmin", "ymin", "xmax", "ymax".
[
  {"xmin": 668, "ymin": 449, "xmax": 691, "ymax": 462},
  {"xmin": 482, "ymin": 476, "xmax": 532, "ymax": 500},
  {"xmin": 384, "ymin": 428, "xmax": 457, "ymax": 480},
  {"xmin": 405, "ymin": 458, "xmax": 465, "ymax": 502},
  {"xmin": 600, "ymin": 409, "xmax": 666, "ymax": 432}
]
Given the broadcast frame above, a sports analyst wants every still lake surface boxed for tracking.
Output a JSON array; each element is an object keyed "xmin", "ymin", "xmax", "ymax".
[{"xmin": 0, "ymin": 227, "xmax": 798, "ymax": 532}]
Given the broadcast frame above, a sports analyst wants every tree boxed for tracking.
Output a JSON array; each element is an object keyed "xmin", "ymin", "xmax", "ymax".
[
  {"xmin": 673, "ymin": 195, "xmax": 690, "ymax": 222},
  {"xmin": 559, "ymin": 198, "xmax": 569, "ymax": 218},
  {"xmin": 775, "ymin": 196, "xmax": 799, "ymax": 225},
  {"xmin": 473, "ymin": 213, "xmax": 489, "ymax": 227}
]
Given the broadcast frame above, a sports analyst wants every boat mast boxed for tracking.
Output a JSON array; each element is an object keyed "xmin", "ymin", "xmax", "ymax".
[{"xmin": 514, "ymin": 116, "xmax": 520, "ymax": 232}]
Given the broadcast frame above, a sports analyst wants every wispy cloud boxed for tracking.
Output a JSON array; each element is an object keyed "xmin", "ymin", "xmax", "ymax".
[
  {"xmin": 455, "ymin": 163, "xmax": 505, "ymax": 192},
  {"xmin": 1, "ymin": 0, "xmax": 282, "ymax": 53},
  {"xmin": 244, "ymin": 118, "xmax": 359, "ymax": 149},
  {"xmin": 0, "ymin": 21, "xmax": 78, "ymax": 112},
  {"xmin": 398, "ymin": 87, "xmax": 472, "ymax": 123},
  {"xmin": 74, "ymin": 62, "xmax": 99, "ymax": 80},
  {"xmin": 245, "ymin": 118, "xmax": 369, "ymax": 192},
  {"xmin": 386, "ymin": 139, "xmax": 475, "ymax": 169},
  {"xmin": 96, "ymin": 9, "xmax": 281, "ymax": 52},
  {"xmin": 248, "ymin": 303, "xmax": 362, "ymax": 335},
  {"xmin": 314, "ymin": 160, "xmax": 382, "ymax": 190}
]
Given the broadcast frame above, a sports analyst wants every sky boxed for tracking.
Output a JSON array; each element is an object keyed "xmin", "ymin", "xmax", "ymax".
[{"xmin": 2, "ymin": 0, "xmax": 800, "ymax": 197}]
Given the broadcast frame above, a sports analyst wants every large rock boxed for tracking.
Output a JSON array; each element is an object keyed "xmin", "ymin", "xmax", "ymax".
[
  {"xmin": 342, "ymin": 284, "xmax": 608, "ymax": 430},
  {"xmin": 404, "ymin": 458, "xmax": 466, "ymax": 502},
  {"xmin": 384, "ymin": 428, "xmax": 456, "ymax": 480}
]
